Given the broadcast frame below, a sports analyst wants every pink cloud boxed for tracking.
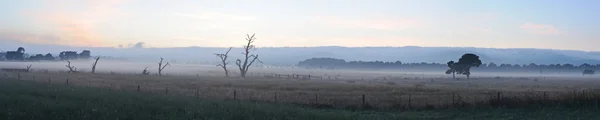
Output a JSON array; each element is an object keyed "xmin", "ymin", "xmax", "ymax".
[
  {"xmin": 20, "ymin": 0, "xmax": 131, "ymax": 47},
  {"xmin": 520, "ymin": 23, "xmax": 560, "ymax": 35},
  {"xmin": 0, "ymin": 32, "xmax": 60, "ymax": 44},
  {"xmin": 313, "ymin": 16, "xmax": 425, "ymax": 30}
]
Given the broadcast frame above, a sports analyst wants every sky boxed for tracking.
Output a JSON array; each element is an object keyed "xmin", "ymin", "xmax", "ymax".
[{"xmin": 0, "ymin": 0, "xmax": 599, "ymax": 51}]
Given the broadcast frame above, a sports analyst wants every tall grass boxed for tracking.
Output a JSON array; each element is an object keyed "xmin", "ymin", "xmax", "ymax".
[
  {"xmin": 4, "ymin": 71, "xmax": 600, "ymax": 111},
  {"xmin": 2, "ymin": 78, "xmax": 600, "ymax": 120}
]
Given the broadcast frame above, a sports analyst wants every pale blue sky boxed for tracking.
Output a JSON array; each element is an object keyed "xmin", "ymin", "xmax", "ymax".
[{"xmin": 0, "ymin": 0, "xmax": 598, "ymax": 51}]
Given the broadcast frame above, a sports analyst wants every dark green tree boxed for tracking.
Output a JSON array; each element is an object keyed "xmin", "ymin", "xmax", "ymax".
[{"xmin": 445, "ymin": 53, "xmax": 482, "ymax": 79}]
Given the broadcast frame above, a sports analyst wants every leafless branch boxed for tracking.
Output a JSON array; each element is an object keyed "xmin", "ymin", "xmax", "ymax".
[
  {"xmin": 235, "ymin": 33, "xmax": 261, "ymax": 77},
  {"xmin": 215, "ymin": 47, "xmax": 233, "ymax": 77},
  {"xmin": 158, "ymin": 58, "xmax": 170, "ymax": 76},
  {"xmin": 65, "ymin": 61, "xmax": 77, "ymax": 73}
]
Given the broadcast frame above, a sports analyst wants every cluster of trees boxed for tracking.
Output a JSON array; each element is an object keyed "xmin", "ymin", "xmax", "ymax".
[
  {"xmin": 297, "ymin": 57, "xmax": 600, "ymax": 72},
  {"xmin": 1, "ymin": 34, "xmax": 262, "ymax": 78},
  {"xmin": 0, "ymin": 47, "xmax": 92, "ymax": 61},
  {"xmin": 213, "ymin": 34, "xmax": 261, "ymax": 77},
  {"xmin": 3, "ymin": 47, "xmax": 26, "ymax": 61},
  {"xmin": 59, "ymin": 50, "xmax": 91, "ymax": 60}
]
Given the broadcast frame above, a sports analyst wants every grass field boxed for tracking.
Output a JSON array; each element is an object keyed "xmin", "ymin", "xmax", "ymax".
[
  {"xmin": 3, "ymin": 70, "xmax": 600, "ymax": 110},
  {"xmin": 1, "ymin": 78, "xmax": 599, "ymax": 120},
  {"xmin": 2, "ymin": 61, "xmax": 600, "ymax": 119}
]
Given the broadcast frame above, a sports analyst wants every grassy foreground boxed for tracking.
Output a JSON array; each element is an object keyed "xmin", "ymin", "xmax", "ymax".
[{"xmin": 0, "ymin": 79, "xmax": 598, "ymax": 120}]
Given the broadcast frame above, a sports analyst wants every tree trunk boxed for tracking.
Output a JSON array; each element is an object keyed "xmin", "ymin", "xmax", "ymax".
[
  {"xmin": 240, "ymin": 71, "xmax": 246, "ymax": 77},
  {"xmin": 92, "ymin": 57, "xmax": 99, "ymax": 74},
  {"xmin": 224, "ymin": 68, "xmax": 229, "ymax": 77},
  {"xmin": 452, "ymin": 72, "xmax": 456, "ymax": 80},
  {"xmin": 466, "ymin": 74, "xmax": 470, "ymax": 79}
]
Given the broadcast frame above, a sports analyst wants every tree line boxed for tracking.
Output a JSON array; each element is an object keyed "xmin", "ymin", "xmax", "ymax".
[
  {"xmin": 297, "ymin": 57, "xmax": 600, "ymax": 72},
  {"xmin": 0, "ymin": 47, "xmax": 92, "ymax": 61},
  {"xmin": 1, "ymin": 34, "xmax": 262, "ymax": 78}
]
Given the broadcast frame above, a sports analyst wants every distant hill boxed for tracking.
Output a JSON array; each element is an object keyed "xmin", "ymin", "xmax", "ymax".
[{"xmin": 2, "ymin": 40, "xmax": 600, "ymax": 66}]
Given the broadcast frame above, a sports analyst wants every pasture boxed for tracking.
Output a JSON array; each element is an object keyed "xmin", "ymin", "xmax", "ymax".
[
  {"xmin": 3, "ymin": 79, "xmax": 600, "ymax": 120},
  {"xmin": 1, "ymin": 61, "xmax": 599, "ymax": 110}
]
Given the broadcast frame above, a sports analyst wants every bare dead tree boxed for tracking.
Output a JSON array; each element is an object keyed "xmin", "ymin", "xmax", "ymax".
[
  {"xmin": 26, "ymin": 64, "xmax": 32, "ymax": 72},
  {"xmin": 215, "ymin": 47, "xmax": 233, "ymax": 77},
  {"xmin": 235, "ymin": 34, "xmax": 262, "ymax": 78},
  {"xmin": 65, "ymin": 61, "xmax": 77, "ymax": 73},
  {"xmin": 142, "ymin": 67, "xmax": 150, "ymax": 75},
  {"xmin": 91, "ymin": 57, "xmax": 100, "ymax": 74},
  {"xmin": 158, "ymin": 58, "xmax": 170, "ymax": 76}
]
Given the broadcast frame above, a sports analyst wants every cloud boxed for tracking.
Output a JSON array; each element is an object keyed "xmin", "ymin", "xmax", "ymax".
[
  {"xmin": 123, "ymin": 42, "xmax": 145, "ymax": 48},
  {"xmin": 520, "ymin": 23, "xmax": 560, "ymax": 35},
  {"xmin": 131, "ymin": 42, "xmax": 145, "ymax": 48},
  {"xmin": 0, "ymin": 32, "xmax": 61, "ymax": 44},
  {"xmin": 313, "ymin": 16, "xmax": 424, "ymax": 30},
  {"xmin": 22, "ymin": 0, "xmax": 131, "ymax": 47}
]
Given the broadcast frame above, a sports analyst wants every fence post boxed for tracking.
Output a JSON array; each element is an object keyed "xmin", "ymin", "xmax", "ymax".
[
  {"xmin": 65, "ymin": 78, "xmax": 69, "ymax": 85},
  {"xmin": 497, "ymin": 92, "xmax": 501, "ymax": 102},
  {"xmin": 543, "ymin": 91, "xmax": 547, "ymax": 101},
  {"xmin": 452, "ymin": 93, "xmax": 455, "ymax": 106},
  {"xmin": 274, "ymin": 92, "xmax": 278, "ymax": 103},
  {"xmin": 137, "ymin": 85, "xmax": 140, "ymax": 92},
  {"xmin": 48, "ymin": 77, "xmax": 51, "ymax": 83},
  {"xmin": 315, "ymin": 94, "xmax": 318, "ymax": 105},
  {"xmin": 582, "ymin": 90, "xmax": 586, "ymax": 100},
  {"xmin": 362, "ymin": 94, "xmax": 366, "ymax": 107},
  {"xmin": 408, "ymin": 94, "xmax": 412, "ymax": 108},
  {"xmin": 233, "ymin": 90, "xmax": 237, "ymax": 100}
]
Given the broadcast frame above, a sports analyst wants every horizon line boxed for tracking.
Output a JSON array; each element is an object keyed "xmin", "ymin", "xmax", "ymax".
[{"xmin": 2, "ymin": 41, "xmax": 599, "ymax": 52}]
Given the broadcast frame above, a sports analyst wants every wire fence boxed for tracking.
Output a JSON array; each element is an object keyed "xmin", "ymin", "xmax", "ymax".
[{"xmin": 2, "ymin": 71, "xmax": 600, "ymax": 110}]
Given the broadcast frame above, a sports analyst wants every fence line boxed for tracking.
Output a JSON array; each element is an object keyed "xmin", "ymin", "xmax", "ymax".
[{"xmin": 2, "ymin": 72, "xmax": 600, "ymax": 110}]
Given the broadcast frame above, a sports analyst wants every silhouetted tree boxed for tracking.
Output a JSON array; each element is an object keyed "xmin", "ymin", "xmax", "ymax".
[
  {"xmin": 60, "ymin": 51, "xmax": 78, "ymax": 60},
  {"xmin": 44, "ymin": 53, "xmax": 55, "ymax": 60},
  {"xmin": 158, "ymin": 58, "xmax": 170, "ymax": 76},
  {"xmin": 142, "ymin": 67, "xmax": 150, "ymax": 75},
  {"xmin": 445, "ymin": 53, "xmax": 482, "ymax": 79},
  {"xmin": 445, "ymin": 61, "xmax": 457, "ymax": 79},
  {"xmin": 79, "ymin": 50, "xmax": 91, "ymax": 59},
  {"xmin": 488, "ymin": 62, "xmax": 497, "ymax": 68},
  {"xmin": 583, "ymin": 69, "xmax": 595, "ymax": 75},
  {"xmin": 235, "ymin": 34, "xmax": 262, "ymax": 78},
  {"xmin": 580, "ymin": 63, "xmax": 592, "ymax": 69},
  {"xmin": 91, "ymin": 57, "xmax": 100, "ymax": 74},
  {"xmin": 65, "ymin": 61, "xmax": 77, "ymax": 73},
  {"xmin": 28, "ymin": 54, "xmax": 45, "ymax": 61},
  {"xmin": 26, "ymin": 64, "xmax": 32, "ymax": 72},
  {"xmin": 298, "ymin": 58, "xmax": 346, "ymax": 68},
  {"xmin": 5, "ymin": 47, "xmax": 26, "ymax": 61},
  {"xmin": 215, "ymin": 47, "xmax": 233, "ymax": 77}
]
